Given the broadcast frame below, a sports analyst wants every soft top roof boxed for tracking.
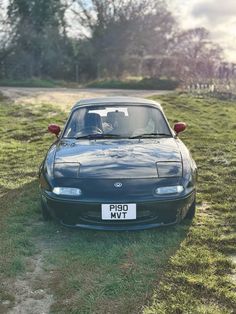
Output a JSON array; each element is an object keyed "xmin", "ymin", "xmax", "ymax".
[{"xmin": 72, "ymin": 96, "xmax": 162, "ymax": 110}]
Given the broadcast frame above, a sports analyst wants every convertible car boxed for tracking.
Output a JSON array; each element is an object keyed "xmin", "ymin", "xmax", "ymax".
[{"xmin": 39, "ymin": 97, "xmax": 197, "ymax": 230}]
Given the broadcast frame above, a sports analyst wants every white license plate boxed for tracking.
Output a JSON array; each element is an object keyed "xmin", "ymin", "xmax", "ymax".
[{"xmin": 101, "ymin": 204, "xmax": 136, "ymax": 220}]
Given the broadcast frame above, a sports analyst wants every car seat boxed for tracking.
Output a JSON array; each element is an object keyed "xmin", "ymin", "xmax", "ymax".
[
  {"xmin": 107, "ymin": 111, "xmax": 126, "ymax": 133},
  {"xmin": 84, "ymin": 113, "xmax": 103, "ymax": 131}
]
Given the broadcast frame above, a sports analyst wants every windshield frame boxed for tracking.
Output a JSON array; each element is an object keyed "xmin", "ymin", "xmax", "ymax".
[{"xmin": 60, "ymin": 102, "xmax": 174, "ymax": 140}]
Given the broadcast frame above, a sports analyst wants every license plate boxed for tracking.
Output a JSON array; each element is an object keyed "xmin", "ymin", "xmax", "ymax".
[{"xmin": 101, "ymin": 204, "xmax": 136, "ymax": 220}]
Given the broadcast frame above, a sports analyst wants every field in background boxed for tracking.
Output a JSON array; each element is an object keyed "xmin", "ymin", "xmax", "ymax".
[
  {"xmin": 87, "ymin": 78, "xmax": 179, "ymax": 90},
  {"xmin": 0, "ymin": 79, "xmax": 59, "ymax": 88},
  {"xmin": 0, "ymin": 77, "xmax": 179, "ymax": 90},
  {"xmin": 0, "ymin": 92, "xmax": 235, "ymax": 313}
]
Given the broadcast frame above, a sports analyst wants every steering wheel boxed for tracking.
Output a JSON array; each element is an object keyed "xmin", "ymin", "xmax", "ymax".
[{"xmin": 76, "ymin": 126, "xmax": 103, "ymax": 137}]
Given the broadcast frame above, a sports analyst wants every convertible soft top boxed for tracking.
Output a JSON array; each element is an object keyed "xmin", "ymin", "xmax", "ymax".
[{"xmin": 72, "ymin": 96, "xmax": 162, "ymax": 110}]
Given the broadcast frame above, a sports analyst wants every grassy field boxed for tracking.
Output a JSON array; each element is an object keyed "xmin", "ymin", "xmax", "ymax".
[
  {"xmin": 0, "ymin": 79, "xmax": 58, "ymax": 88},
  {"xmin": 87, "ymin": 78, "xmax": 179, "ymax": 90},
  {"xmin": 0, "ymin": 92, "xmax": 235, "ymax": 313},
  {"xmin": 0, "ymin": 77, "xmax": 179, "ymax": 90}
]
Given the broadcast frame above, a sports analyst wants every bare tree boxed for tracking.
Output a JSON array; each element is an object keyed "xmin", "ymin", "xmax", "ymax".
[
  {"xmin": 71, "ymin": 0, "xmax": 176, "ymax": 78},
  {"xmin": 171, "ymin": 27, "xmax": 223, "ymax": 82}
]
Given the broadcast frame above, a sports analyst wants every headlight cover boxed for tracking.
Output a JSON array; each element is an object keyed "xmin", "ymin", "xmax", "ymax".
[
  {"xmin": 155, "ymin": 185, "xmax": 184, "ymax": 195},
  {"xmin": 156, "ymin": 162, "xmax": 182, "ymax": 178},
  {"xmin": 53, "ymin": 187, "xmax": 82, "ymax": 196},
  {"xmin": 54, "ymin": 163, "xmax": 80, "ymax": 178}
]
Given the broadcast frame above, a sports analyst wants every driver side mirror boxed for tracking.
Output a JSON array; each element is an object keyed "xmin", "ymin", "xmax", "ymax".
[
  {"xmin": 48, "ymin": 124, "xmax": 61, "ymax": 137},
  {"xmin": 173, "ymin": 122, "xmax": 187, "ymax": 135}
]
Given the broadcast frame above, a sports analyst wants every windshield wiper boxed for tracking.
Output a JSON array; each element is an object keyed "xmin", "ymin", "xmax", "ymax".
[
  {"xmin": 75, "ymin": 134, "xmax": 102, "ymax": 139},
  {"xmin": 75, "ymin": 133, "xmax": 123, "ymax": 140},
  {"xmin": 101, "ymin": 133, "xmax": 124, "ymax": 138},
  {"xmin": 129, "ymin": 133, "xmax": 172, "ymax": 139}
]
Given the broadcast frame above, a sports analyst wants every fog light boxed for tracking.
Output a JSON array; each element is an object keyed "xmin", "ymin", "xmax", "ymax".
[
  {"xmin": 155, "ymin": 185, "xmax": 184, "ymax": 195},
  {"xmin": 53, "ymin": 187, "xmax": 82, "ymax": 196}
]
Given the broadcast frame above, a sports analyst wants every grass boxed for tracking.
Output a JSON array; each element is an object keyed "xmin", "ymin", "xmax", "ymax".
[
  {"xmin": 0, "ymin": 95, "xmax": 65, "ymax": 312},
  {"xmin": 0, "ymin": 91, "xmax": 235, "ymax": 313},
  {"xmin": 0, "ymin": 78, "xmax": 179, "ymax": 90},
  {"xmin": 44, "ymin": 227, "xmax": 188, "ymax": 313},
  {"xmin": 143, "ymin": 93, "xmax": 236, "ymax": 313},
  {"xmin": 87, "ymin": 78, "xmax": 179, "ymax": 90},
  {"xmin": 0, "ymin": 77, "xmax": 179, "ymax": 90},
  {"xmin": 0, "ymin": 78, "xmax": 84, "ymax": 88},
  {"xmin": 0, "ymin": 78, "xmax": 58, "ymax": 88}
]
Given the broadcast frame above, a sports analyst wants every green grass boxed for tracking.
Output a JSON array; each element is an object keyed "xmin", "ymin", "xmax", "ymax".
[
  {"xmin": 0, "ymin": 92, "xmax": 235, "ymax": 313},
  {"xmin": 87, "ymin": 78, "xmax": 179, "ymax": 90},
  {"xmin": 143, "ymin": 93, "xmax": 236, "ymax": 313},
  {"xmin": 0, "ymin": 78, "xmax": 85, "ymax": 88},
  {"xmin": 0, "ymin": 78, "xmax": 58, "ymax": 88},
  {"xmin": 0, "ymin": 95, "xmax": 65, "ymax": 311},
  {"xmin": 0, "ymin": 77, "xmax": 179, "ymax": 90}
]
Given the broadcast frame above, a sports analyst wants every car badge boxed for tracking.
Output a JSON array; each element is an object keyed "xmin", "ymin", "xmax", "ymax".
[{"xmin": 114, "ymin": 182, "xmax": 122, "ymax": 188}]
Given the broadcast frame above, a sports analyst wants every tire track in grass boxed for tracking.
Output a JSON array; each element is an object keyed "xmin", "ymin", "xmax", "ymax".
[{"xmin": 8, "ymin": 253, "xmax": 53, "ymax": 314}]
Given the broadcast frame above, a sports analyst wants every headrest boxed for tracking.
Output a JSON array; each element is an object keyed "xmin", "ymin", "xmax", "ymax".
[
  {"xmin": 84, "ymin": 113, "xmax": 102, "ymax": 129},
  {"xmin": 107, "ymin": 111, "xmax": 125, "ymax": 124}
]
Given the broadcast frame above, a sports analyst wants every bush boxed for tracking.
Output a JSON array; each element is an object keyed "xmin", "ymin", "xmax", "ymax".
[
  {"xmin": 87, "ymin": 78, "xmax": 179, "ymax": 90},
  {"xmin": 0, "ymin": 79, "xmax": 57, "ymax": 88}
]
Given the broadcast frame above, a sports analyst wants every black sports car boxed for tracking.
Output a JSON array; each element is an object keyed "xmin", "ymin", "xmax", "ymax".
[{"xmin": 39, "ymin": 97, "xmax": 197, "ymax": 230}]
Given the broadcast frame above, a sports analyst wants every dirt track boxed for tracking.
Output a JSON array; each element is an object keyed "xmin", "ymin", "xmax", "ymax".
[{"xmin": 0, "ymin": 87, "xmax": 170, "ymax": 110}]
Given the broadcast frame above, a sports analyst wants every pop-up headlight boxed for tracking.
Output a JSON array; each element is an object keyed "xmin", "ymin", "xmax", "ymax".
[{"xmin": 156, "ymin": 162, "xmax": 182, "ymax": 178}]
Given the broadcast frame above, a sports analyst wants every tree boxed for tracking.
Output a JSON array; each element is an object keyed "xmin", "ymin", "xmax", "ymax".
[
  {"xmin": 0, "ymin": 0, "xmax": 227, "ymax": 82},
  {"xmin": 71, "ymin": 0, "xmax": 176, "ymax": 78},
  {"xmin": 0, "ymin": 1, "xmax": 14, "ymax": 78},
  {"xmin": 5, "ymin": 0, "xmax": 72, "ymax": 79},
  {"xmin": 170, "ymin": 27, "xmax": 223, "ymax": 82}
]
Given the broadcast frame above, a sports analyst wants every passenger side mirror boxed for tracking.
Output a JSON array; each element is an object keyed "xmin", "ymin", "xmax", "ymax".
[{"xmin": 173, "ymin": 122, "xmax": 187, "ymax": 135}]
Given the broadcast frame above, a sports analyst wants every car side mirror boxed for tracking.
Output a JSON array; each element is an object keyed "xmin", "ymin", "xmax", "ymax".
[
  {"xmin": 48, "ymin": 124, "xmax": 61, "ymax": 137},
  {"xmin": 173, "ymin": 122, "xmax": 187, "ymax": 135}
]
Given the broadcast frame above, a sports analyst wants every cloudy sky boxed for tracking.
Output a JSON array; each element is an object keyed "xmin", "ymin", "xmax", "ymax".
[{"xmin": 169, "ymin": 0, "xmax": 236, "ymax": 62}]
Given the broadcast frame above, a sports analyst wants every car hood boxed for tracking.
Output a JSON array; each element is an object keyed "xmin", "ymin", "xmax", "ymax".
[{"xmin": 54, "ymin": 138, "xmax": 182, "ymax": 178}]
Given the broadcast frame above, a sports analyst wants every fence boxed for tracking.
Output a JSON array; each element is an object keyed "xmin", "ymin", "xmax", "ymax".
[{"xmin": 185, "ymin": 81, "xmax": 236, "ymax": 100}]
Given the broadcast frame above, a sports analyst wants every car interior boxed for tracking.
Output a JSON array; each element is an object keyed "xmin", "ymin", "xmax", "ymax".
[{"xmin": 64, "ymin": 105, "xmax": 170, "ymax": 138}]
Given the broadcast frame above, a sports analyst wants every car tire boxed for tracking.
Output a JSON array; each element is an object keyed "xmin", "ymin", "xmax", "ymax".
[
  {"xmin": 41, "ymin": 197, "xmax": 52, "ymax": 221},
  {"xmin": 185, "ymin": 198, "xmax": 196, "ymax": 220}
]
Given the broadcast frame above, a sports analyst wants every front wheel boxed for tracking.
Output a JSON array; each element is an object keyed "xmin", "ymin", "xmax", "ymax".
[
  {"xmin": 185, "ymin": 198, "xmax": 196, "ymax": 220},
  {"xmin": 41, "ymin": 197, "xmax": 52, "ymax": 221}
]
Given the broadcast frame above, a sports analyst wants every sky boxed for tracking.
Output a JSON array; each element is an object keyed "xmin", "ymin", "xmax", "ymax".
[{"xmin": 169, "ymin": 0, "xmax": 236, "ymax": 62}]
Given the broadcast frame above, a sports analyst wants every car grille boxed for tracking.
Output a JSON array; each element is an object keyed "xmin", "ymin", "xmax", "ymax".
[{"xmin": 58, "ymin": 206, "xmax": 177, "ymax": 226}]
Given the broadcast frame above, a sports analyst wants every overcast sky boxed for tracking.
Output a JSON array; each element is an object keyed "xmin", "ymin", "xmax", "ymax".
[{"xmin": 169, "ymin": 0, "xmax": 236, "ymax": 62}]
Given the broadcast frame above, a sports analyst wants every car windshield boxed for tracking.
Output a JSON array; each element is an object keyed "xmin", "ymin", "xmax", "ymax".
[{"xmin": 63, "ymin": 104, "xmax": 172, "ymax": 139}]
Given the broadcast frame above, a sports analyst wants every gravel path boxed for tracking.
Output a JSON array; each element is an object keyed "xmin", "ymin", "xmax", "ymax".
[{"xmin": 0, "ymin": 87, "xmax": 170, "ymax": 110}]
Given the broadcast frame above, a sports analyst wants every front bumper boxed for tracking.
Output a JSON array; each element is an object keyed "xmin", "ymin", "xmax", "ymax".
[{"xmin": 41, "ymin": 190, "xmax": 195, "ymax": 230}]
